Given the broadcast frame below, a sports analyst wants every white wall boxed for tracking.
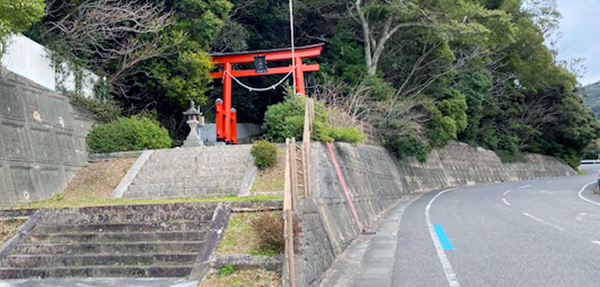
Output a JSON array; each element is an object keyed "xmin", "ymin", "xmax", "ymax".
[
  {"xmin": 198, "ymin": 123, "xmax": 263, "ymax": 144},
  {"xmin": 1, "ymin": 34, "xmax": 99, "ymax": 98}
]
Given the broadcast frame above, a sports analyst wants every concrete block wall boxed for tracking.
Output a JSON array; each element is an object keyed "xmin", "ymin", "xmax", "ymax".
[
  {"xmin": 0, "ymin": 72, "xmax": 94, "ymax": 206},
  {"xmin": 293, "ymin": 141, "xmax": 576, "ymax": 287}
]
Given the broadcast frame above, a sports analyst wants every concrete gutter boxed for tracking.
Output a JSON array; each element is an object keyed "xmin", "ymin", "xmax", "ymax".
[
  {"xmin": 189, "ymin": 203, "xmax": 232, "ymax": 281},
  {"xmin": 111, "ymin": 150, "xmax": 154, "ymax": 198}
]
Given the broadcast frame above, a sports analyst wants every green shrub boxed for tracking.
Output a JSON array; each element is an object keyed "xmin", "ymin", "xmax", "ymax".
[
  {"xmin": 86, "ymin": 116, "xmax": 171, "ymax": 153},
  {"xmin": 262, "ymin": 94, "xmax": 365, "ymax": 143},
  {"xmin": 329, "ymin": 127, "xmax": 366, "ymax": 144},
  {"xmin": 251, "ymin": 140, "xmax": 278, "ymax": 170},
  {"xmin": 249, "ymin": 212, "xmax": 284, "ymax": 255}
]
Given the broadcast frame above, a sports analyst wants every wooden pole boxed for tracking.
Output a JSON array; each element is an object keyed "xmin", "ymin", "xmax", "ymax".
[
  {"xmin": 302, "ymin": 98, "xmax": 313, "ymax": 198},
  {"xmin": 283, "ymin": 138, "xmax": 296, "ymax": 287},
  {"xmin": 290, "ymin": 138, "xmax": 298, "ymax": 210}
]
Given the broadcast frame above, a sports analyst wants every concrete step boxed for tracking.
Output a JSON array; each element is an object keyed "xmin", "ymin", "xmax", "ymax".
[
  {"xmin": 0, "ymin": 265, "xmax": 194, "ymax": 279},
  {"xmin": 127, "ymin": 182, "xmax": 240, "ymax": 194},
  {"xmin": 13, "ymin": 241, "xmax": 203, "ymax": 255},
  {"xmin": 23, "ymin": 230, "xmax": 208, "ymax": 244},
  {"xmin": 1, "ymin": 253, "xmax": 197, "ymax": 268},
  {"xmin": 149, "ymin": 145, "xmax": 251, "ymax": 157},
  {"xmin": 125, "ymin": 186, "xmax": 239, "ymax": 199},
  {"xmin": 134, "ymin": 167, "xmax": 249, "ymax": 179},
  {"xmin": 146, "ymin": 152, "xmax": 251, "ymax": 163},
  {"xmin": 45, "ymin": 202, "xmax": 218, "ymax": 214},
  {"xmin": 132, "ymin": 175, "xmax": 245, "ymax": 185},
  {"xmin": 38, "ymin": 211, "xmax": 214, "ymax": 226},
  {"xmin": 141, "ymin": 160, "xmax": 250, "ymax": 170},
  {"xmin": 149, "ymin": 150, "xmax": 251, "ymax": 161},
  {"xmin": 31, "ymin": 220, "xmax": 211, "ymax": 234},
  {"xmin": 0, "ymin": 209, "xmax": 37, "ymax": 218}
]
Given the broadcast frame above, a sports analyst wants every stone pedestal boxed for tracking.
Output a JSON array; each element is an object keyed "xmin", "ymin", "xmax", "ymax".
[{"xmin": 183, "ymin": 119, "xmax": 203, "ymax": 148}]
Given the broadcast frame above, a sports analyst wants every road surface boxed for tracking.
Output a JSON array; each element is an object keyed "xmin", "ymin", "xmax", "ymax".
[{"xmin": 393, "ymin": 165, "xmax": 600, "ymax": 287}]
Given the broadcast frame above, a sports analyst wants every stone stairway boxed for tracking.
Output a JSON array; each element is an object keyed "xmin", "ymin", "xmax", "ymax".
[
  {"xmin": 0, "ymin": 203, "xmax": 219, "ymax": 279},
  {"xmin": 125, "ymin": 145, "xmax": 255, "ymax": 199}
]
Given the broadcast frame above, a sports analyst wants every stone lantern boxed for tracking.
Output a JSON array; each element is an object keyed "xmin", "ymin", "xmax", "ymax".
[{"xmin": 182, "ymin": 100, "xmax": 205, "ymax": 147}]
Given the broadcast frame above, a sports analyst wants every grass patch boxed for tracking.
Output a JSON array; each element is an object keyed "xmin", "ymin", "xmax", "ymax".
[
  {"xmin": 0, "ymin": 219, "xmax": 26, "ymax": 244},
  {"xmin": 578, "ymin": 170, "xmax": 590, "ymax": 175},
  {"xmin": 11, "ymin": 194, "xmax": 283, "ymax": 210},
  {"xmin": 216, "ymin": 211, "xmax": 283, "ymax": 256},
  {"xmin": 251, "ymin": 148, "xmax": 285, "ymax": 193},
  {"xmin": 198, "ymin": 269, "xmax": 280, "ymax": 287},
  {"xmin": 216, "ymin": 212, "xmax": 261, "ymax": 255}
]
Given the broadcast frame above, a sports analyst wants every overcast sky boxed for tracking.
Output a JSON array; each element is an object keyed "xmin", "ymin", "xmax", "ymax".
[{"xmin": 555, "ymin": 0, "xmax": 600, "ymax": 86}]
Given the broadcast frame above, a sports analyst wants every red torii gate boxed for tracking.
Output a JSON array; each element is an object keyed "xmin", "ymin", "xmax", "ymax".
[{"xmin": 210, "ymin": 43, "xmax": 324, "ymax": 144}]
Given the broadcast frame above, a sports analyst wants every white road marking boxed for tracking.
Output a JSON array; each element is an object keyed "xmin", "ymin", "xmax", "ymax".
[
  {"xmin": 577, "ymin": 181, "xmax": 600, "ymax": 206},
  {"xmin": 502, "ymin": 190, "xmax": 511, "ymax": 196},
  {"xmin": 575, "ymin": 213, "xmax": 588, "ymax": 221},
  {"xmin": 547, "ymin": 179, "xmax": 565, "ymax": 184},
  {"xmin": 592, "ymin": 241, "xmax": 600, "ymax": 246},
  {"xmin": 426, "ymin": 188, "xmax": 460, "ymax": 287},
  {"xmin": 522, "ymin": 212, "xmax": 565, "ymax": 231},
  {"xmin": 502, "ymin": 198, "xmax": 511, "ymax": 206},
  {"xmin": 519, "ymin": 184, "xmax": 532, "ymax": 189}
]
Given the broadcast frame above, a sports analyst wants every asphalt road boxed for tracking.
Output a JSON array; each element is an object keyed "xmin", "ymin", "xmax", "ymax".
[{"xmin": 392, "ymin": 166, "xmax": 600, "ymax": 287}]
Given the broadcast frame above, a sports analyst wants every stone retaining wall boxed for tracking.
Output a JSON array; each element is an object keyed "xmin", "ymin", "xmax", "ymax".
[
  {"xmin": 0, "ymin": 72, "xmax": 94, "ymax": 206},
  {"xmin": 293, "ymin": 141, "xmax": 576, "ymax": 287}
]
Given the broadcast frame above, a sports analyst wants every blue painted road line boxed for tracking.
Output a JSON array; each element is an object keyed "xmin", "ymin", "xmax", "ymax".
[{"xmin": 433, "ymin": 224, "xmax": 455, "ymax": 250}]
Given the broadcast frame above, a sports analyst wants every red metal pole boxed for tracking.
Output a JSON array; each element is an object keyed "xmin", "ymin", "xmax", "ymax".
[
  {"xmin": 223, "ymin": 62, "xmax": 233, "ymax": 143},
  {"xmin": 326, "ymin": 142, "xmax": 364, "ymax": 232},
  {"xmin": 231, "ymin": 108, "xmax": 238, "ymax": 144},
  {"xmin": 294, "ymin": 57, "xmax": 306, "ymax": 96},
  {"xmin": 215, "ymin": 99, "xmax": 223, "ymax": 141}
]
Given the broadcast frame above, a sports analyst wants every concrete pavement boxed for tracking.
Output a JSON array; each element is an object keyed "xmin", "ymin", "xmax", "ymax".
[
  {"xmin": 321, "ymin": 165, "xmax": 600, "ymax": 287},
  {"xmin": 0, "ymin": 278, "xmax": 198, "ymax": 287}
]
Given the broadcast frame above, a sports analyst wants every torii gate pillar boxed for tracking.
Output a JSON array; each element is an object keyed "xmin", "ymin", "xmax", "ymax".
[{"xmin": 210, "ymin": 44, "xmax": 324, "ymax": 144}]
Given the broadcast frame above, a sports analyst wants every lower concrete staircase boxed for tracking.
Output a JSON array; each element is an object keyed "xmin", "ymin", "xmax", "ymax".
[
  {"xmin": 0, "ymin": 203, "xmax": 219, "ymax": 279},
  {"xmin": 124, "ymin": 145, "xmax": 255, "ymax": 199}
]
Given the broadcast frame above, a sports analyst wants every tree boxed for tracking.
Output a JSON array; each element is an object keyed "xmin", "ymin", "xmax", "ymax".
[
  {"xmin": 28, "ymin": 0, "xmax": 232, "ymax": 139},
  {"xmin": 39, "ymin": 0, "xmax": 175, "ymax": 98},
  {"xmin": 0, "ymin": 0, "xmax": 45, "ymax": 53}
]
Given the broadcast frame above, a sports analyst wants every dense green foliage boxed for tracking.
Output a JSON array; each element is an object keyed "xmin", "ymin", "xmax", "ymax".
[
  {"xmin": 0, "ymin": 0, "xmax": 45, "ymax": 54},
  {"xmin": 582, "ymin": 81, "xmax": 600, "ymax": 119},
  {"xmin": 26, "ymin": 0, "xmax": 231, "ymax": 139},
  {"xmin": 224, "ymin": 0, "xmax": 599, "ymax": 166},
  {"xmin": 65, "ymin": 92, "xmax": 121, "ymax": 122},
  {"xmin": 262, "ymin": 95, "xmax": 365, "ymax": 143},
  {"xmin": 251, "ymin": 140, "xmax": 278, "ymax": 170},
  {"xmin": 19, "ymin": 0, "xmax": 599, "ymax": 166},
  {"xmin": 87, "ymin": 116, "xmax": 171, "ymax": 154}
]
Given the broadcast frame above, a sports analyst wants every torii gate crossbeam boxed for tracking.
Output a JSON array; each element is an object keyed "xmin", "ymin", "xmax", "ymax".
[{"xmin": 210, "ymin": 43, "xmax": 323, "ymax": 144}]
